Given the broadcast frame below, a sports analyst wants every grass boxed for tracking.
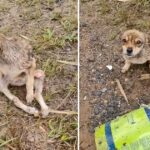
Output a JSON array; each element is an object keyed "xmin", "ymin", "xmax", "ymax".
[
  {"xmin": 0, "ymin": 0, "xmax": 77, "ymax": 149},
  {"xmin": 96, "ymin": 0, "xmax": 150, "ymax": 40},
  {"xmin": 42, "ymin": 59, "xmax": 63, "ymax": 78},
  {"xmin": 48, "ymin": 116, "xmax": 77, "ymax": 144}
]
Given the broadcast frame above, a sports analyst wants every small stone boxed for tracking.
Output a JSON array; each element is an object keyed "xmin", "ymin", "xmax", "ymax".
[
  {"xmin": 94, "ymin": 107, "xmax": 100, "ymax": 115},
  {"xmin": 111, "ymin": 81, "xmax": 115, "ymax": 85},
  {"xmin": 106, "ymin": 65, "xmax": 113, "ymax": 70},
  {"xmin": 103, "ymin": 99, "xmax": 108, "ymax": 104},
  {"xmin": 101, "ymin": 88, "xmax": 107, "ymax": 93},
  {"xmin": 83, "ymin": 96, "xmax": 87, "ymax": 100},
  {"xmin": 92, "ymin": 69, "xmax": 95, "ymax": 72}
]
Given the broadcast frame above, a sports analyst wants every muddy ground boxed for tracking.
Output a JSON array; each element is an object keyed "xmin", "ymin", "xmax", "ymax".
[
  {"xmin": 0, "ymin": 0, "xmax": 77, "ymax": 149},
  {"xmin": 80, "ymin": 0, "xmax": 150, "ymax": 149}
]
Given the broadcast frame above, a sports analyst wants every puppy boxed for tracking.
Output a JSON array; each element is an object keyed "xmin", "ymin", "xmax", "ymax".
[
  {"xmin": 0, "ymin": 34, "xmax": 49, "ymax": 117},
  {"xmin": 121, "ymin": 29, "xmax": 150, "ymax": 73}
]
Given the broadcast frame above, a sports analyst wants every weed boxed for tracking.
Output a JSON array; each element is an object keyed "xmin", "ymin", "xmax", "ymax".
[
  {"xmin": 43, "ymin": 29, "xmax": 54, "ymax": 40},
  {"xmin": 64, "ymin": 32, "xmax": 77, "ymax": 43},
  {"xmin": 42, "ymin": 59, "xmax": 62, "ymax": 78},
  {"xmin": 61, "ymin": 17, "xmax": 77, "ymax": 32},
  {"xmin": 48, "ymin": 116, "xmax": 77, "ymax": 143}
]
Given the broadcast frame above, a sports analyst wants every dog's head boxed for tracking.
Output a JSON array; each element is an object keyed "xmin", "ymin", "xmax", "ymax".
[{"xmin": 121, "ymin": 29, "xmax": 148, "ymax": 57}]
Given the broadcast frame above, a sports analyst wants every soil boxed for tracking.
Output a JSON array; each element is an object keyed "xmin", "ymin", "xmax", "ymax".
[
  {"xmin": 80, "ymin": 0, "xmax": 150, "ymax": 149},
  {"xmin": 0, "ymin": 0, "xmax": 77, "ymax": 149}
]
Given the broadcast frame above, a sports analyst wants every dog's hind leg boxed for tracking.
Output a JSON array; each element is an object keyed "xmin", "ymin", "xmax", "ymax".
[
  {"xmin": 34, "ymin": 69, "xmax": 49, "ymax": 118},
  {"xmin": 0, "ymin": 74, "xmax": 39, "ymax": 116},
  {"xmin": 10, "ymin": 69, "xmax": 49, "ymax": 117}
]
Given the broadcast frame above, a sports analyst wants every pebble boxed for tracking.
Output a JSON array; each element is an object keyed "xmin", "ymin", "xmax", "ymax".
[
  {"xmin": 106, "ymin": 65, "xmax": 113, "ymax": 70},
  {"xmin": 101, "ymin": 88, "xmax": 107, "ymax": 93},
  {"xmin": 83, "ymin": 96, "xmax": 87, "ymax": 100},
  {"xmin": 94, "ymin": 107, "xmax": 100, "ymax": 115}
]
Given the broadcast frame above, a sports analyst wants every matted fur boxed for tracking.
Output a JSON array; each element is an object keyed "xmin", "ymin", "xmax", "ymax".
[{"xmin": 0, "ymin": 34, "xmax": 49, "ymax": 117}]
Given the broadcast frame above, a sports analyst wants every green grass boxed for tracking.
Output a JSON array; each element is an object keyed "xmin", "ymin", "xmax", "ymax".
[{"xmin": 48, "ymin": 116, "xmax": 77, "ymax": 144}]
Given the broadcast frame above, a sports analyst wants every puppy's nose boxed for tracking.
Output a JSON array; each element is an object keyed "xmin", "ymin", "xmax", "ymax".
[{"xmin": 127, "ymin": 47, "xmax": 133, "ymax": 54}]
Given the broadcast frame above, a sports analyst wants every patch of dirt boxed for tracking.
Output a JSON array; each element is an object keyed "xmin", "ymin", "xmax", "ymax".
[
  {"xmin": 80, "ymin": 0, "xmax": 150, "ymax": 149},
  {"xmin": 0, "ymin": 0, "xmax": 77, "ymax": 149}
]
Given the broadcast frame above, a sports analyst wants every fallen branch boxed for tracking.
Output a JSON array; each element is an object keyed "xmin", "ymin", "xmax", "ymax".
[
  {"xmin": 57, "ymin": 60, "xmax": 78, "ymax": 66},
  {"xmin": 49, "ymin": 109, "xmax": 77, "ymax": 115},
  {"xmin": 116, "ymin": 79, "xmax": 129, "ymax": 105},
  {"xmin": 140, "ymin": 74, "xmax": 150, "ymax": 80}
]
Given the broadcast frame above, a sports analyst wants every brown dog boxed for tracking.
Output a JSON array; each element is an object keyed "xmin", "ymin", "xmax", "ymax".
[
  {"xmin": 121, "ymin": 29, "xmax": 150, "ymax": 73},
  {"xmin": 0, "ymin": 34, "xmax": 49, "ymax": 117}
]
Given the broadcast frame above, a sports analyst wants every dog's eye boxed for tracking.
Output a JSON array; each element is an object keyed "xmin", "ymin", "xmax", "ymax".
[
  {"xmin": 122, "ymin": 39, "xmax": 127, "ymax": 43},
  {"xmin": 136, "ymin": 40, "xmax": 142, "ymax": 45}
]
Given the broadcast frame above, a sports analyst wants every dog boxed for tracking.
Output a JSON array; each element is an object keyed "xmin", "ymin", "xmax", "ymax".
[
  {"xmin": 121, "ymin": 29, "xmax": 150, "ymax": 73},
  {"xmin": 0, "ymin": 34, "xmax": 49, "ymax": 118}
]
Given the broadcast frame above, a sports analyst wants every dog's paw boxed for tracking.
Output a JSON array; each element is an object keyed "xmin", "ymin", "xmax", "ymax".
[
  {"xmin": 26, "ymin": 94, "xmax": 34, "ymax": 104},
  {"xmin": 41, "ymin": 107, "xmax": 49, "ymax": 118},
  {"xmin": 27, "ymin": 107, "xmax": 39, "ymax": 116},
  {"xmin": 121, "ymin": 68, "xmax": 127, "ymax": 73}
]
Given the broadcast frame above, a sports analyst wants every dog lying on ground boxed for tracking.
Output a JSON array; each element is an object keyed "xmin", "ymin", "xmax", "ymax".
[
  {"xmin": 0, "ymin": 34, "xmax": 49, "ymax": 118},
  {"xmin": 121, "ymin": 29, "xmax": 150, "ymax": 73}
]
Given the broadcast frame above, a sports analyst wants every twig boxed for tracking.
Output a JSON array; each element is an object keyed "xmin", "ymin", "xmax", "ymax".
[
  {"xmin": 19, "ymin": 35, "xmax": 33, "ymax": 41},
  {"xmin": 6, "ymin": 144, "xmax": 16, "ymax": 150},
  {"xmin": 47, "ymin": 139, "xmax": 56, "ymax": 144},
  {"xmin": 118, "ymin": 0, "xmax": 131, "ymax": 2},
  {"xmin": 0, "ymin": 122, "xmax": 8, "ymax": 127},
  {"xmin": 57, "ymin": 60, "xmax": 78, "ymax": 66},
  {"xmin": 0, "ymin": 138, "xmax": 17, "ymax": 148},
  {"xmin": 140, "ymin": 74, "xmax": 150, "ymax": 80},
  {"xmin": 116, "ymin": 79, "xmax": 129, "ymax": 105},
  {"xmin": 56, "ymin": 91, "xmax": 71, "ymax": 109},
  {"xmin": 48, "ymin": 109, "xmax": 77, "ymax": 115}
]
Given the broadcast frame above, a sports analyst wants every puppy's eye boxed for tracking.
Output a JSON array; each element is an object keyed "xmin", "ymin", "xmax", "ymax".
[
  {"xmin": 122, "ymin": 39, "xmax": 127, "ymax": 43},
  {"xmin": 136, "ymin": 40, "xmax": 142, "ymax": 45}
]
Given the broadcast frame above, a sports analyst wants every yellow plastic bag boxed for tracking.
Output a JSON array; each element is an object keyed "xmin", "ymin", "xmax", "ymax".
[{"xmin": 95, "ymin": 107, "xmax": 150, "ymax": 150}]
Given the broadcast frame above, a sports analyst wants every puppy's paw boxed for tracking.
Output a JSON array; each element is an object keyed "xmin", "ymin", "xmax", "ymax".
[
  {"xmin": 26, "ymin": 94, "xmax": 34, "ymax": 104},
  {"xmin": 121, "ymin": 68, "xmax": 128, "ymax": 73},
  {"xmin": 41, "ymin": 107, "xmax": 49, "ymax": 118},
  {"xmin": 27, "ymin": 107, "xmax": 39, "ymax": 116}
]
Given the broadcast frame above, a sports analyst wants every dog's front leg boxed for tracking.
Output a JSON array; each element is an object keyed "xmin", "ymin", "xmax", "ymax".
[
  {"xmin": 121, "ymin": 60, "xmax": 131, "ymax": 73},
  {"xmin": 26, "ymin": 59, "xmax": 36, "ymax": 104}
]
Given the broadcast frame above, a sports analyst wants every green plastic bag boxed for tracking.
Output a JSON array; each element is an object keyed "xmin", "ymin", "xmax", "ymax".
[{"xmin": 95, "ymin": 107, "xmax": 150, "ymax": 150}]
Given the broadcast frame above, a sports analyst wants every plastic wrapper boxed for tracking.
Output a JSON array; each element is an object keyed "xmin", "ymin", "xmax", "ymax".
[{"xmin": 95, "ymin": 107, "xmax": 150, "ymax": 150}]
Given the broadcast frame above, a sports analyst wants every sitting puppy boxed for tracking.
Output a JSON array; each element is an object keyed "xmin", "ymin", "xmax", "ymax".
[
  {"xmin": 0, "ymin": 34, "xmax": 49, "ymax": 117},
  {"xmin": 121, "ymin": 29, "xmax": 150, "ymax": 73}
]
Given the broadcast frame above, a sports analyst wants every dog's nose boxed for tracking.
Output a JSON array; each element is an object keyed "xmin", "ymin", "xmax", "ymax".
[{"xmin": 127, "ymin": 47, "xmax": 133, "ymax": 54}]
